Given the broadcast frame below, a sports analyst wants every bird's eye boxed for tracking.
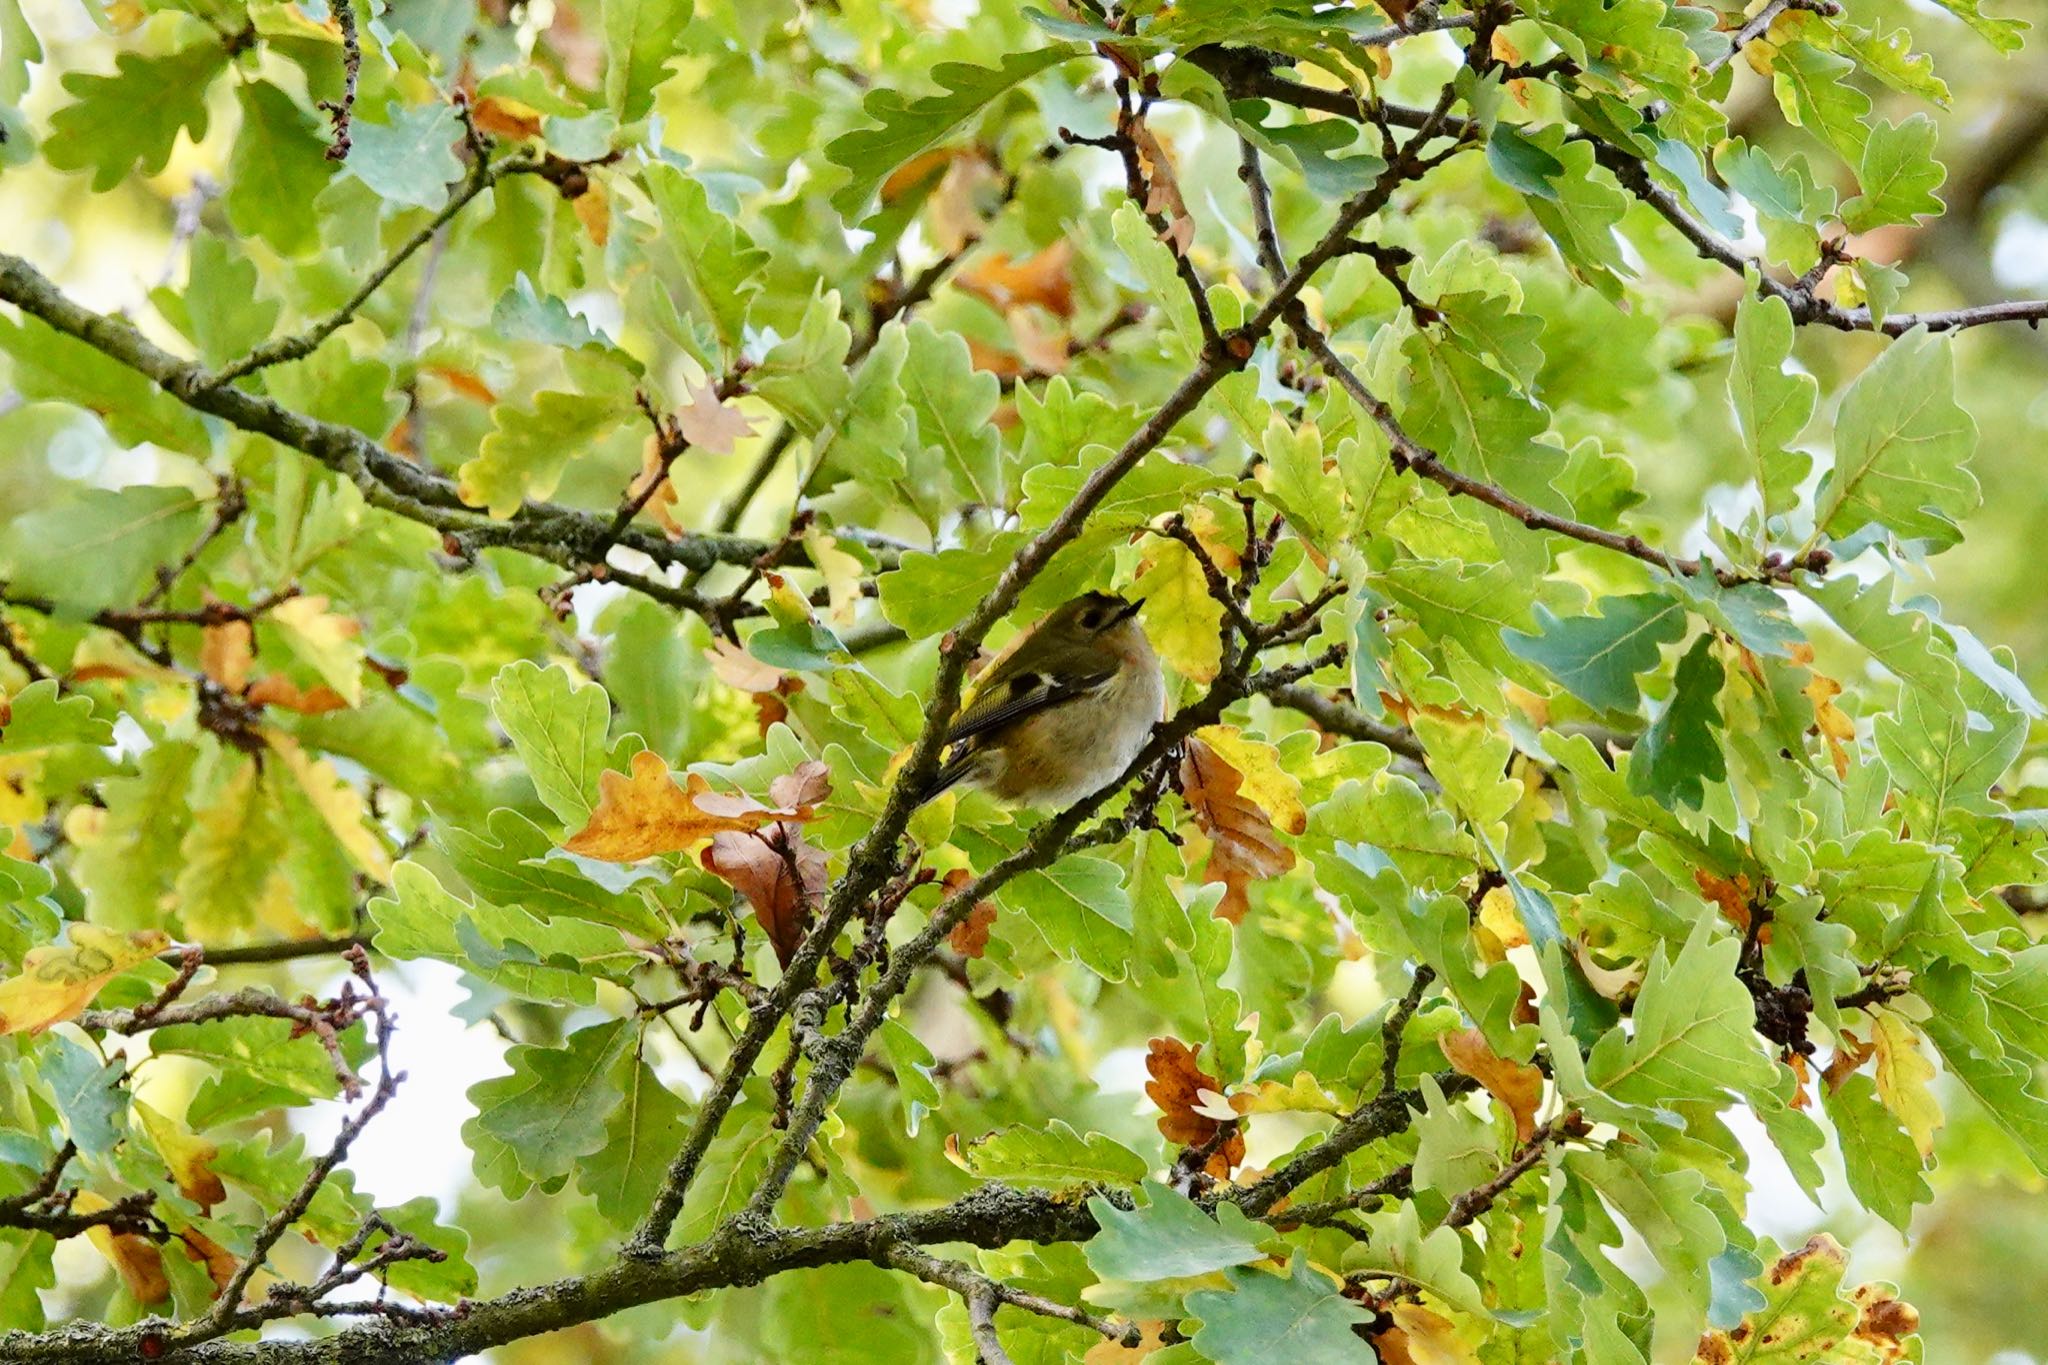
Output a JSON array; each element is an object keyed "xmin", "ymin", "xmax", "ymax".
[{"xmin": 1077, "ymin": 608, "xmax": 1106, "ymax": 631}]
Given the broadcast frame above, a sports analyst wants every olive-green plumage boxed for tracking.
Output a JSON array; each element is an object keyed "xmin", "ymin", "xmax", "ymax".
[{"xmin": 917, "ymin": 592, "xmax": 1164, "ymax": 807}]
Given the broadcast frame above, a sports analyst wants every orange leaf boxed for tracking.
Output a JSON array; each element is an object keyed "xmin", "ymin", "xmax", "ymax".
[
  {"xmin": 1180, "ymin": 735, "xmax": 1295, "ymax": 923},
  {"xmin": 701, "ymin": 823, "xmax": 827, "ymax": 966},
  {"xmin": 244, "ymin": 675, "xmax": 350, "ymax": 714},
  {"xmin": 563, "ymin": 749, "xmax": 811, "ymax": 862},
  {"xmin": 177, "ymin": 1228, "xmax": 239, "ymax": 1297},
  {"xmin": 471, "ymin": 94, "xmax": 543, "ymax": 140},
  {"xmin": 1805, "ymin": 672, "xmax": 1854, "ymax": 779},
  {"xmin": 628, "ymin": 432, "xmax": 682, "ymax": 538},
  {"xmin": 944, "ymin": 869, "xmax": 997, "ymax": 958},
  {"xmin": 1143, "ymin": 1036, "xmax": 1243, "ymax": 1177},
  {"xmin": 880, "ymin": 146, "xmax": 960, "ymax": 203},
  {"xmin": 1823, "ymin": 1031, "xmax": 1876, "ymax": 1093},
  {"xmin": 963, "ymin": 336, "xmax": 1026, "ymax": 378},
  {"xmin": 199, "ymin": 618, "xmax": 252, "ymax": 694},
  {"xmin": 1693, "ymin": 869, "xmax": 1757, "ymax": 935},
  {"xmin": 955, "ymin": 240, "xmax": 1076, "ymax": 319},
  {"xmin": 1439, "ymin": 1027, "xmax": 1543, "ymax": 1143},
  {"xmin": 426, "ymin": 365, "xmax": 498, "ymax": 404},
  {"xmin": 573, "ymin": 181, "xmax": 610, "ymax": 246}
]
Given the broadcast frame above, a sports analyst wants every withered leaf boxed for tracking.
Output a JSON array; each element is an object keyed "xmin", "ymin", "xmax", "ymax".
[
  {"xmin": 1181, "ymin": 734, "xmax": 1296, "ymax": 923},
  {"xmin": 1440, "ymin": 1027, "xmax": 1543, "ymax": 1143},
  {"xmin": 564, "ymin": 750, "xmax": 815, "ymax": 862},
  {"xmin": 1143, "ymin": 1036, "xmax": 1243, "ymax": 1178},
  {"xmin": 702, "ymin": 823, "xmax": 828, "ymax": 967}
]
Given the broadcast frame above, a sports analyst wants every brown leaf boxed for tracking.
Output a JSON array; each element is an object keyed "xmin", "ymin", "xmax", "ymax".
[
  {"xmin": 769, "ymin": 758, "xmax": 832, "ymax": 811},
  {"xmin": 564, "ymin": 750, "xmax": 811, "ymax": 862},
  {"xmin": 1180, "ymin": 735, "xmax": 1295, "ymax": 923},
  {"xmin": 1143, "ymin": 1037, "xmax": 1243, "ymax": 1177},
  {"xmin": 701, "ymin": 823, "xmax": 827, "ymax": 966},
  {"xmin": 880, "ymin": 146, "xmax": 960, "ymax": 203},
  {"xmin": 955, "ymin": 239, "xmax": 1076, "ymax": 319},
  {"xmin": 1823, "ymin": 1031, "xmax": 1876, "ymax": 1093},
  {"xmin": 629, "ymin": 432, "xmax": 682, "ymax": 538},
  {"xmin": 176, "ymin": 1228, "xmax": 239, "ymax": 1297},
  {"xmin": 1440, "ymin": 1027, "xmax": 1543, "ymax": 1143},
  {"xmin": 943, "ymin": 869, "xmax": 997, "ymax": 958},
  {"xmin": 964, "ymin": 336, "xmax": 1026, "ymax": 378},
  {"xmin": 200, "ymin": 618, "xmax": 253, "ymax": 694},
  {"xmin": 1128, "ymin": 118, "xmax": 1195, "ymax": 255},
  {"xmin": 78, "ymin": 1194, "xmax": 169, "ymax": 1303},
  {"xmin": 244, "ymin": 675, "xmax": 350, "ymax": 714}
]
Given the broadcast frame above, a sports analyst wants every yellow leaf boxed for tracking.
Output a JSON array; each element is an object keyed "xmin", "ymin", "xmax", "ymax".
[
  {"xmin": 1870, "ymin": 1010, "xmax": 1943, "ymax": 1159},
  {"xmin": 804, "ymin": 529, "xmax": 865, "ymax": 626},
  {"xmin": 199, "ymin": 618, "xmax": 252, "ymax": 693},
  {"xmin": 1195, "ymin": 726, "xmax": 1306, "ymax": 835},
  {"xmin": 1388, "ymin": 1304, "xmax": 1483, "ymax": 1365},
  {"xmin": 0, "ymin": 924, "xmax": 170, "ymax": 1036},
  {"xmin": 563, "ymin": 750, "xmax": 810, "ymax": 862},
  {"xmin": 267, "ymin": 595, "xmax": 364, "ymax": 707},
  {"xmin": 1476, "ymin": 883, "xmax": 1528, "ymax": 955},
  {"xmin": 133, "ymin": 1100, "xmax": 226, "ymax": 1212},
  {"xmin": 1134, "ymin": 539, "xmax": 1223, "ymax": 683},
  {"xmin": 265, "ymin": 730, "xmax": 393, "ymax": 882},
  {"xmin": 76, "ymin": 1193, "xmax": 169, "ymax": 1303},
  {"xmin": 1804, "ymin": 672, "xmax": 1854, "ymax": 779},
  {"xmin": 573, "ymin": 180, "xmax": 611, "ymax": 246},
  {"xmin": 1228, "ymin": 1070, "xmax": 1343, "ymax": 1117}
]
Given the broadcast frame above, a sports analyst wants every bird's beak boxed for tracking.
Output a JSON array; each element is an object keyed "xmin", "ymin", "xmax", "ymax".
[{"xmin": 1112, "ymin": 596, "xmax": 1142, "ymax": 623}]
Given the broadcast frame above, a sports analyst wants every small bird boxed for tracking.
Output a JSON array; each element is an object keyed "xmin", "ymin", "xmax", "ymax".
[{"xmin": 917, "ymin": 591, "xmax": 1164, "ymax": 808}]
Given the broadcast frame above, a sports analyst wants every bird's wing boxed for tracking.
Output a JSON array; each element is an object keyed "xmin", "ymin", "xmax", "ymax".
[{"xmin": 942, "ymin": 665, "xmax": 1117, "ymax": 749}]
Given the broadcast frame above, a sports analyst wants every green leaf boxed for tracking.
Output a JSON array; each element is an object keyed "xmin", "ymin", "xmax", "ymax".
[
  {"xmin": 644, "ymin": 162, "xmax": 768, "ymax": 356},
  {"xmin": 1083, "ymin": 1182, "xmax": 1266, "ymax": 1282},
  {"xmin": 1582, "ymin": 918, "xmax": 1779, "ymax": 1111},
  {"xmin": 490, "ymin": 661, "xmax": 614, "ymax": 825},
  {"xmin": 0, "ymin": 1229, "xmax": 54, "ymax": 1332},
  {"xmin": 346, "ymin": 101, "xmax": 466, "ymax": 211},
  {"xmin": 1874, "ymin": 683, "xmax": 2023, "ymax": 849},
  {"xmin": 1821, "ymin": 1074, "xmax": 1929, "ymax": 1234},
  {"xmin": 42, "ymin": 42, "xmax": 228, "ymax": 191},
  {"xmin": 370, "ymin": 861, "xmax": 636, "ymax": 1005},
  {"xmin": 0, "ymin": 679, "xmax": 113, "ymax": 751},
  {"xmin": 1412, "ymin": 1074, "xmax": 1498, "ymax": 1193},
  {"xmin": 1627, "ymin": 634, "xmax": 1726, "ymax": 811},
  {"xmin": 226, "ymin": 82, "xmax": 337, "ymax": 255},
  {"xmin": 1349, "ymin": 1200, "xmax": 1486, "ymax": 1315},
  {"xmin": 1505, "ymin": 592, "xmax": 1687, "ymax": 713},
  {"xmin": 465, "ymin": 1019, "xmax": 632, "ymax": 1197},
  {"xmin": 0, "ymin": 485, "xmax": 209, "ymax": 615},
  {"xmin": 603, "ymin": 0, "xmax": 692, "ymax": 121},
  {"xmin": 1771, "ymin": 43, "xmax": 1872, "ymax": 161},
  {"xmin": 948, "ymin": 1120, "xmax": 1148, "ymax": 1187},
  {"xmin": 824, "ymin": 45, "xmax": 1085, "ymax": 217},
  {"xmin": 176, "ymin": 757, "xmax": 287, "ymax": 941},
  {"xmin": 457, "ymin": 390, "xmax": 631, "ymax": 518},
  {"xmin": 577, "ymin": 1051, "xmax": 692, "ymax": 1231},
  {"xmin": 1925, "ymin": 0, "xmax": 2027, "ymax": 51},
  {"xmin": 901, "ymin": 321, "xmax": 1002, "ymax": 510},
  {"xmin": 878, "ymin": 1017, "xmax": 941, "ymax": 1137},
  {"xmin": 1185, "ymin": 1254, "xmax": 1373, "ymax": 1364},
  {"xmin": 41, "ymin": 1034, "xmax": 126, "ymax": 1155},
  {"xmin": 1841, "ymin": 116, "xmax": 1946, "ymax": 233},
  {"xmin": 1728, "ymin": 289, "xmax": 1816, "ymax": 522},
  {"xmin": 1487, "ymin": 122, "xmax": 1566, "ymax": 199},
  {"xmin": 1004, "ymin": 856, "xmax": 1133, "ymax": 983},
  {"xmin": 1716, "ymin": 140, "xmax": 1834, "ymax": 272}
]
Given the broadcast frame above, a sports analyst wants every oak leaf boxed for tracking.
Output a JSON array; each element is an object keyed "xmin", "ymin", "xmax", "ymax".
[
  {"xmin": 676, "ymin": 379, "xmax": 756, "ymax": 455},
  {"xmin": 701, "ymin": 823, "xmax": 828, "ymax": 967},
  {"xmin": 0, "ymin": 925, "xmax": 171, "ymax": 1036},
  {"xmin": 1143, "ymin": 1036, "xmax": 1243, "ymax": 1177},
  {"xmin": 1180, "ymin": 730, "xmax": 1300, "ymax": 923},
  {"xmin": 199, "ymin": 617, "xmax": 252, "ymax": 693},
  {"xmin": 134, "ymin": 1100, "xmax": 226, "ymax": 1212},
  {"xmin": 944, "ymin": 869, "xmax": 997, "ymax": 959},
  {"xmin": 955, "ymin": 239, "xmax": 1075, "ymax": 319},
  {"xmin": 1440, "ymin": 1027, "xmax": 1543, "ymax": 1143},
  {"xmin": 245, "ymin": 675, "xmax": 350, "ymax": 714},
  {"xmin": 77, "ymin": 1193, "xmax": 169, "ymax": 1303},
  {"xmin": 563, "ymin": 750, "xmax": 816, "ymax": 862}
]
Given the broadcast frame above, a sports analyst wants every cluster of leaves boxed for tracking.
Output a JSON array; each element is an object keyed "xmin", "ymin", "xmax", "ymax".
[{"xmin": 0, "ymin": 0, "xmax": 2042, "ymax": 1360}]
